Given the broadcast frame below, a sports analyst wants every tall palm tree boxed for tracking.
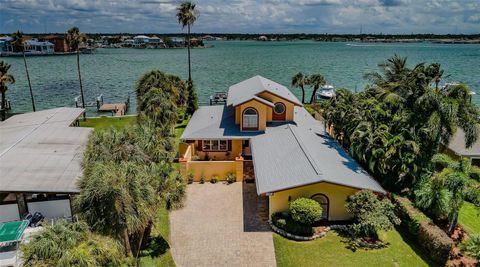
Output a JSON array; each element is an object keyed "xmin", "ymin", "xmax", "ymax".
[
  {"xmin": 11, "ymin": 31, "xmax": 35, "ymax": 112},
  {"xmin": 66, "ymin": 26, "xmax": 86, "ymax": 120},
  {"xmin": 0, "ymin": 61, "xmax": 15, "ymax": 121},
  {"xmin": 176, "ymin": 1, "xmax": 199, "ymax": 82},
  {"xmin": 306, "ymin": 73, "xmax": 326, "ymax": 103},
  {"xmin": 291, "ymin": 72, "xmax": 306, "ymax": 104}
]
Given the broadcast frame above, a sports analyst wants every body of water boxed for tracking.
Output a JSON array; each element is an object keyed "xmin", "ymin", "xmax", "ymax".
[{"xmin": 3, "ymin": 40, "xmax": 480, "ymax": 115}]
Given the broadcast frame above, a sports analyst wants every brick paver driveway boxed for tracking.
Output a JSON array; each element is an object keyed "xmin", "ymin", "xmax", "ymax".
[{"xmin": 170, "ymin": 182, "xmax": 276, "ymax": 267}]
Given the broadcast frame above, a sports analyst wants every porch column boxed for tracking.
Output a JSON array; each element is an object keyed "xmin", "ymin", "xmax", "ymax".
[
  {"xmin": 16, "ymin": 193, "xmax": 28, "ymax": 218},
  {"xmin": 235, "ymin": 156, "xmax": 244, "ymax": 182},
  {"xmin": 179, "ymin": 158, "xmax": 188, "ymax": 177}
]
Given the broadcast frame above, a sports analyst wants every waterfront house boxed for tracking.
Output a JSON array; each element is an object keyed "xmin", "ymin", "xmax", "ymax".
[
  {"xmin": 42, "ymin": 35, "xmax": 69, "ymax": 52},
  {"xmin": 179, "ymin": 76, "xmax": 385, "ymax": 220},
  {"xmin": 443, "ymin": 128, "xmax": 480, "ymax": 166},
  {"xmin": 0, "ymin": 36, "xmax": 14, "ymax": 55},
  {"xmin": 171, "ymin": 37, "xmax": 185, "ymax": 47},
  {"xmin": 0, "ymin": 108, "xmax": 91, "ymax": 223}
]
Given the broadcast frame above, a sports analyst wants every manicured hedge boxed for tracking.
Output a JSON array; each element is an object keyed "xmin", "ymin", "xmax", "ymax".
[
  {"xmin": 289, "ymin": 198, "xmax": 323, "ymax": 225},
  {"xmin": 271, "ymin": 212, "xmax": 314, "ymax": 237},
  {"xmin": 393, "ymin": 196, "xmax": 454, "ymax": 265}
]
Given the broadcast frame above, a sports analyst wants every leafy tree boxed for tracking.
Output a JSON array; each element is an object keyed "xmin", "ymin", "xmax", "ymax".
[
  {"xmin": 176, "ymin": 1, "xmax": 199, "ymax": 82},
  {"xmin": 345, "ymin": 190, "xmax": 400, "ymax": 240},
  {"xmin": 322, "ymin": 55, "xmax": 480, "ymax": 191},
  {"xmin": 288, "ymin": 198, "xmax": 323, "ymax": 225},
  {"xmin": 291, "ymin": 72, "xmax": 306, "ymax": 103},
  {"xmin": 186, "ymin": 80, "xmax": 198, "ymax": 115},
  {"xmin": 21, "ymin": 220, "xmax": 129, "ymax": 267},
  {"xmin": 306, "ymin": 73, "xmax": 326, "ymax": 104},
  {"xmin": 0, "ymin": 61, "xmax": 15, "ymax": 121},
  {"xmin": 11, "ymin": 31, "xmax": 35, "ymax": 112},
  {"xmin": 66, "ymin": 26, "xmax": 87, "ymax": 120}
]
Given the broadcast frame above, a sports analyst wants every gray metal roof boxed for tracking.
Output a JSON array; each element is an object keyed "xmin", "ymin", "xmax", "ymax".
[
  {"xmin": 227, "ymin": 75, "xmax": 302, "ymax": 107},
  {"xmin": 252, "ymin": 107, "xmax": 386, "ymax": 194},
  {"xmin": 0, "ymin": 108, "xmax": 92, "ymax": 193},
  {"xmin": 446, "ymin": 128, "xmax": 480, "ymax": 157},
  {"xmin": 181, "ymin": 105, "xmax": 264, "ymax": 140}
]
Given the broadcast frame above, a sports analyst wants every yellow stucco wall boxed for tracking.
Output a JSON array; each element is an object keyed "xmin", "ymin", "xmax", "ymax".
[
  {"xmin": 186, "ymin": 161, "xmax": 237, "ymax": 181},
  {"xmin": 238, "ymin": 99, "xmax": 268, "ymax": 131},
  {"xmin": 269, "ymin": 182, "xmax": 359, "ymax": 221},
  {"xmin": 257, "ymin": 92, "xmax": 295, "ymax": 121},
  {"xmin": 193, "ymin": 140, "xmax": 243, "ymax": 160}
]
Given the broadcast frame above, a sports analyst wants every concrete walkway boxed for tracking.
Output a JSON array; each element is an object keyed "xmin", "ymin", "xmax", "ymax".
[{"xmin": 170, "ymin": 183, "xmax": 276, "ymax": 267}]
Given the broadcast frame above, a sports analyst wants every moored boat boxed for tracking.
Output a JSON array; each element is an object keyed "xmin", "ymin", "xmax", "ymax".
[{"xmin": 316, "ymin": 85, "xmax": 336, "ymax": 100}]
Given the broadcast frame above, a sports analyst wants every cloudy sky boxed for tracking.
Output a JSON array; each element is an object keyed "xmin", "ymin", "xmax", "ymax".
[{"xmin": 0, "ymin": 0, "xmax": 479, "ymax": 34}]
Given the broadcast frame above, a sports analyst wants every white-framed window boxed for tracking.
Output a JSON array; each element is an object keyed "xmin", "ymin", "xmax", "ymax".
[
  {"xmin": 243, "ymin": 108, "xmax": 258, "ymax": 129},
  {"xmin": 203, "ymin": 140, "xmax": 228, "ymax": 151}
]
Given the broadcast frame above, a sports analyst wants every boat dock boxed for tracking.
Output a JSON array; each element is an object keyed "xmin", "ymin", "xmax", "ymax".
[
  {"xmin": 210, "ymin": 92, "xmax": 228, "ymax": 105},
  {"xmin": 75, "ymin": 94, "xmax": 130, "ymax": 116}
]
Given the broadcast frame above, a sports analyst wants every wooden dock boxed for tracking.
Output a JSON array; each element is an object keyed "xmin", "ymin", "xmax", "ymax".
[{"xmin": 98, "ymin": 103, "xmax": 127, "ymax": 116}]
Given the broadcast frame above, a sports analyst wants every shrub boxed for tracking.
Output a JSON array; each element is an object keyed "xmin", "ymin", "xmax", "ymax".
[
  {"xmin": 345, "ymin": 190, "xmax": 400, "ymax": 240},
  {"xmin": 418, "ymin": 221, "xmax": 454, "ymax": 263},
  {"xmin": 210, "ymin": 175, "xmax": 219, "ymax": 184},
  {"xmin": 271, "ymin": 212, "xmax": 313, "ymax": 237},
  {"xmin": 470, "ymin": 166, "xmax": 480, "ymax": 182},
  {"xmin": 393, "ymin": 195, "xmax": 454, "ymax": 265},
  {"xmin": 186, "ymin": 172, "xmax": 194, "ymax": 184},
  {"xmin": 460, "ymin": 234, "xmax": 480, "ymax": 260},
  {"xmin": 199, "ymin": 173, "xmax": 205, "ymax": 184},
  {"xmin": 225, "ymin": 172, "xmax": 236, "ymax": 184},
  {"xmin": 464, "ymin": 180, "xmax": 480, "ymax": 205},
  {"xmin": 288, "ymin": 198, "xmax": 323, "ymax": 225}
]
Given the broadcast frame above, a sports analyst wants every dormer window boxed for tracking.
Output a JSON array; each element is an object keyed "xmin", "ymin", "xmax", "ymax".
[{"xmin": 243, "ymin": 108, "xmax": 258, "ymax": 131}]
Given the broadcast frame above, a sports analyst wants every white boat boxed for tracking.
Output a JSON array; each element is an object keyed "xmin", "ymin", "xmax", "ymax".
[{"xmin": 317, "ymin": 85, "xmax": 336, "ymax": 100}]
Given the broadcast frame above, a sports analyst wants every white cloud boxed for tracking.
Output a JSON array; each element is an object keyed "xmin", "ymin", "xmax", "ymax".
[{"xmin": 0, "ymin": 0, "xmax": 478, "ymax": 33}]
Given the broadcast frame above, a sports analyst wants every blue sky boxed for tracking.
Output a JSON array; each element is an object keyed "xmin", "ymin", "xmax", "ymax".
[{"xmin": 0, "ymin": 0, "xmax": 479, "ymax": 34}]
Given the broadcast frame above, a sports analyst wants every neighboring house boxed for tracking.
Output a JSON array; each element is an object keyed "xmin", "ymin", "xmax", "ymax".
[
  {"xmin": 0, "ymin": 108, "xmax": 92, "ymax": 223},
  {"xmin": 444, "ymin": 128, "xmax": 480, "ymax": 166},
  {"xmin": 179, "ymin": 76, "xmax": 385, "ymax": 221},
  {"xmin": 42, "ymin": 35, "xmax": 70, "ymax": 52}
]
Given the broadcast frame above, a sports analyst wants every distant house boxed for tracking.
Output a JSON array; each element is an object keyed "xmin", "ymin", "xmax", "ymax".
[
  {"xmin": 0, "ymin": 36, "xmax": 14, "ymax": 55},
  {"xmin": 42, "ymin": 35, "xmax": 69, "ymax": 52},
  {"xmin": 179, "ymin": 76, "xmax": 385, "ymax": 221},
  {"xmin": 0, "ymin": 108, "xmax": 92, "ymax": 223},
  {"xmin": 171, "ymin": 37, "xmax": 185, "ymax": 47},
  {"xmin": 133, "ymin": 35, "xmax": 164, "ymax": 47},
  {"xmin": 444, "ymin": 128, "xmax": 480, "ymax": 166}
]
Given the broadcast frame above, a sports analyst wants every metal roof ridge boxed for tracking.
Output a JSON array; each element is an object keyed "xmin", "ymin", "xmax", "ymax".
[{"xmin": 287, "ymin": 124, "xmax": 323, "ymax": 176}]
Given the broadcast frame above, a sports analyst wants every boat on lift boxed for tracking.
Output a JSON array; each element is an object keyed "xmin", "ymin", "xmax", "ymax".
[{"xmin": 317, "ymin": 85, "xmax": 336, "ymax": 100}]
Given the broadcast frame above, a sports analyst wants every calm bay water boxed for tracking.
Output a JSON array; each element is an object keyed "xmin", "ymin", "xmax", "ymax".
[{"xmin": 3, "ymin": 40, "xmax": 480, "ymax": 116}]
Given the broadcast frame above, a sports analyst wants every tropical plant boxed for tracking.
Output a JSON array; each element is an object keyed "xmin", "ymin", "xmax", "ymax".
[
  {"xmin": 322, "ymin": 55, "xmax": 480, "ymax": 191},
  {"xmin": 186, "ymin": 80, "xmax": 198, "ymax": 115},
  {"xmin": 415, "ymin": 153, "xmax": 474, "ymax": 234},
  {"xmin": 66, "ymin": 26, "xmax": 86, "ymax": 120},
  {"xmin": 288, "ymin": 198, "xmax": 323, "ymax": 225},
  {"xmin": 460, "ymin": 234, "xmax": 480, "ymax": 260},
  {"xmin": 306, "ymin": 73, "xmax": 326, "ymax": 103},
  {"xmin": 11, "ymin": 30, "xmax": 35, "ymax": 112},
  {"xmin": 291, "ymin": 72, "xmax": 306, "ymax": 103},
  {"xmin": 21, "ymin": 220, "xmax": 129, "ymax": 266},
  {"xmin": 0, "ymin": 61, "xmax": 15, "ymax": 121},
  {"xmin": 225, "ymin": 172, "xmax": 236, "ymax": 184},
  {"xmin": 345, "ymin": 190, "xmax": 400, "ymax": 240},
  {"xmin": 176, "ymin": 1, "xmax": 199, "ymax": 82},
  {"xmin": 210, "ymin": 175, "xmax": 219, "ymax": 184},
  {"xmin": 75, "ymin": 161, "xmax": 158, "ymax": 257}
]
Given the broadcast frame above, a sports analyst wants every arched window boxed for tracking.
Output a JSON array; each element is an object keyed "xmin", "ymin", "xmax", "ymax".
[
  {"xmin": 243, "ymin": 108, "xmax": 258, "ymax": 130},
  {"xmin": 311, "ymin": 194, "xmax": 329, "ymax": 220}
]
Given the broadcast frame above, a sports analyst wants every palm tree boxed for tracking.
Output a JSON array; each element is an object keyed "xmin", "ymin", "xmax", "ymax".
[
  {"xmin": 66, "ymin": 26, "xmax": 86, "ymax": 120},
  {"xmin": 291, "ymin": 72, "xmax": 306, "ymax": 104},
  {"xmin": 21, "ymin": 220, "xmax": 127, "ymax": 266},
  {"xmin": 11, "ymin": 31, "xmax": 35, "ymax": 112},
  {"xmin": 75, "ymin": 161, "xmax": 158, "ymax": 257},
  {"xmin": 306, "ymin": 73, "xmax": 326, "ymax": 104},
  {"xmin": 176, "ymin": 1, "xmax": 199, "ymax": 82},
  {"xmin": 0, "ymin": 61, "xmax": 15, "ymax": 121}
]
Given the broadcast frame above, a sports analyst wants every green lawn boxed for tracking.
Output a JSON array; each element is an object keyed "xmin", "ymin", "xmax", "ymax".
[
  {"xmin": 273, "ymin": 229, "xmax": 437, "ymax": 267},
  {"xmin": 139, "ymin": 207, "xmax": 175, "ymax": 267},
  {"xmin": 459, "ymin": 201, "xmax": 480, "ymax": 235},
  {"xmin": 79, "ymin": 115, "xmax": 136, "ymax": 130}
]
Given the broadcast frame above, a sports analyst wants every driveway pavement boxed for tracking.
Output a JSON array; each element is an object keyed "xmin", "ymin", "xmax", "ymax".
[{"xmin": 170, "ymin": 183, "xmax": 276, "ymax": 267}]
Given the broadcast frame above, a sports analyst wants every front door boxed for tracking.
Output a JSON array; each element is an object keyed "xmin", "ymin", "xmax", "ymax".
[{"xmin": 272, "ymin": 102, "xmax": 286, "ymax": 121}]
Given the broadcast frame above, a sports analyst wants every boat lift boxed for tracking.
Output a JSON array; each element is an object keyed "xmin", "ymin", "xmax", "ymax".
[{"xmin": 209, "ymin": 92, "xmax": 228, "ymax": 105}]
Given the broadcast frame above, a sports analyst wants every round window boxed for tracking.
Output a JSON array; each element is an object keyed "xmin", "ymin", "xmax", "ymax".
[{"xmin": 274, "ymin": 103, "xmax": 286, "ymax": 114}]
